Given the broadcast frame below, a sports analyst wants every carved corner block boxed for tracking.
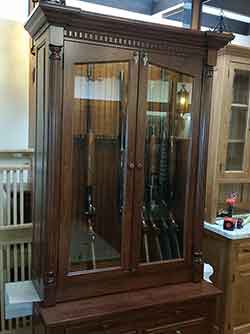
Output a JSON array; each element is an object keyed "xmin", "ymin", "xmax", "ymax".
[{"xmin": 49, "ymin": 45, "xmax": 63, "ymax": 61}]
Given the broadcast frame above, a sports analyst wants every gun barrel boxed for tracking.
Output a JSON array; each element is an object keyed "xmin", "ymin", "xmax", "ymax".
[{"xmin": 86, "ymin": 129, "xmax": 96, "ymax": 187}]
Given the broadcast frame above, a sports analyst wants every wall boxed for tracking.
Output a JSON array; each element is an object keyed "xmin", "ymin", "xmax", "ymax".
[
  {"xmin": 77, "ymin": 0, "xmax": 153, "ymax": 14},
  {"xmin": 0, "ymin": 1, "xmax": 29, "ymax": 150},
  {"xmin": 232, "ymin": 33, "xmax": 250, "ymax": 47}
]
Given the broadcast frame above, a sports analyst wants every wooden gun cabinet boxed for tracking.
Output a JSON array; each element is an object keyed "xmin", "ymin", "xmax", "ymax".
[{"xmin": 25, "ymin": 1, "xmax": 232, "ymax": 333}]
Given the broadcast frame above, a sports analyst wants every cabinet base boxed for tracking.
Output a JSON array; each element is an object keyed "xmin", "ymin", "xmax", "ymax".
[{"xmin": 34, "ymin": 281, "xmax": 221, "ymax": 334}]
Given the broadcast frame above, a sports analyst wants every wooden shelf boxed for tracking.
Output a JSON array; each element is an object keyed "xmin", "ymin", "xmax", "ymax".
[
  {"xmin": 227, "ymin": 139, "xmax": 245, "ymax": 143},
  {"xmin": 231, "ymin": 103, "xmax": 248, "ymax": 108}
]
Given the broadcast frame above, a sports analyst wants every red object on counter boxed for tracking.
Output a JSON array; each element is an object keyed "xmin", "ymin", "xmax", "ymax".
[{"xmin": 223, "ymin": 217, "xmax": 236, "ymax": 231}]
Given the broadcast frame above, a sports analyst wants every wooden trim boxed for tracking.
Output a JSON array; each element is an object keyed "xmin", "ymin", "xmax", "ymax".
[
  {"xmin": 39, "ymin": 281, "xmax": 221, "ymax": 328},
  {"xmin": 42, "ymin": 27, "xmax": 64, "ymax": 306},
  {"xmin": 193, "ymin": 64, "xmax": 214, "ymax": 280},
  {"xmin": 218, "ymin": 44, "xmax": 250, "ymax": 59},
  {"xmin": 24, "ymin": 3, "xmax": 233, "ymax": 53}
]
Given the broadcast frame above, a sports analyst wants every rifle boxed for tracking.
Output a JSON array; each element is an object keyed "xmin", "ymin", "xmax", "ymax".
[
  {"xmin": 159, "ymin": 217, "xmax": 173, "ymax": 260},
  {"xmin": 84, "ymin": 63, "xmax": 97, "ymax": 270},
  {"xmin": 141, "ymin": 206, "xmax": 150, "ymax": 263},
  {"xmin": 146, "ymin": 125, "xmax": 164, "ymax": 261},
  {"xmin": 118, "ymin": 70, "xmax": 126, "ymax": 216},
  {"xmin": 148, "ymin": 125, "xmax": 158, "ymax": 205}
]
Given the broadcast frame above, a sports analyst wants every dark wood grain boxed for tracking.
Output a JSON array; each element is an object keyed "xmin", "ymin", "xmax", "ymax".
[
  {"xmin": 27, "ymin": 3, "xmax": 230, "ymax": 333},
  {"xmin": 39, "ymin": 281, "xmax": 220, "ymax": 327}
]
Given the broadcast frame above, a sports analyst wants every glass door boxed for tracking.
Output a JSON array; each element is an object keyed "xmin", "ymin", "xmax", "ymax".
[
  {"xmin": 58, "ymin": 41, "xmax": 139, "ymax": 300},
  {"xmin": 132, "ymin": 53, "xmax": 196, "ymax": 277},
  {"xmin": 69, "ymin": 61, "xmax": 129, "ymax": 272},
  {"xmin": 221, "ymin": 64, "xmax": 250, "ymax": 178}
]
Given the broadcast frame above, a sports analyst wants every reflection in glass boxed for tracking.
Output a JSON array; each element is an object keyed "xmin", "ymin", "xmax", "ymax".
[
  {"xmin": 229, "ymin": 107, "xmax": 248, "ymax": 140},
  {"xmin": 225, "ymin": 69, "xmax": 250, "ymax": 172},
  {"xmin": 141, "ymin": 64, "xmax": 193, "ymax": 264},
  {"xmin": 233, "ymin": 70, "xmax": 250, "ymax": 105},
  {"xmin": 69, "ymin": 62, "xmax": 128, "ymax": 272},
  {"xmin": 226, "ymin": 143, "xmax": 245, "ymax": 171}
]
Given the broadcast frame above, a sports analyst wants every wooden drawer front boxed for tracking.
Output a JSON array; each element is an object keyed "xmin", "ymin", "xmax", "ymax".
[
  {"xmin": 66, "ymin": 302, "xmax": 208, "ymax": 334},
  {"xmin": 145, "ymin": 318, "xmax": 206, "ymax": 334},
  {"xmin": 237, "ymin": 243, "xmax": 250, "ymax": 268},
  {"xmin": 99, "ymin": 301, "xmax": 208, "ymax": 333},
  {"xmin": 66, "ymin": 324, "xmax": 138, "ymax": 334},
  {"xmin": 66, "ymin": 325, "xmax": 105, "ymax": 334}
]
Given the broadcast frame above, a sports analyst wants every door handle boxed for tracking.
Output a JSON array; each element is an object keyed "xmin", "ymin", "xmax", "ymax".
[
  {"xmin": 136, "ymin": 163, "xmax": 143, "ymax": 169},
  {"xmin": 128, "ymin": 162, "xmax": 135, "ymax": 169}
]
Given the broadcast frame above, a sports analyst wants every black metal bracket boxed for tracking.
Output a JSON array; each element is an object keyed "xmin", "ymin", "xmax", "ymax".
[
  {"xmin": 193, "ymin": 251, "xmax": 203, "ymax": 265},
  {"xmin": 45, "ymin": 271, "xmax": 56, "ymax": 285}
]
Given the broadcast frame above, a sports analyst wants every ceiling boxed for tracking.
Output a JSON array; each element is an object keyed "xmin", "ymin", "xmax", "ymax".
[{"xmin": 77, "ymin": 0, "xmax": 250, "ymax": 35}]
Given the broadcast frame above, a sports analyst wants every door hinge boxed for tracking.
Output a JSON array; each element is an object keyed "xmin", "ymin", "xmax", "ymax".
[
  {"xmin": 133, "ymin": 51, "xmax": 139, "ymax": 65},
  {"xmin": 142, "ymin": 52, "xmax": 149, "ymax": 66},
  {"xmin": 193, "ymin": 251, "xmax": 203, "ymax": 265},
  {"xmin": 45, "ymin": 271, "xmax": 56, "ymax": 286}
]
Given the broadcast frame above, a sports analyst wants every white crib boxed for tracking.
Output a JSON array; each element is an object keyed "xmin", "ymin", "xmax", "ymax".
[{"xmin": 0, "ymin": 150, "xmax": 33, "ymax": 334}]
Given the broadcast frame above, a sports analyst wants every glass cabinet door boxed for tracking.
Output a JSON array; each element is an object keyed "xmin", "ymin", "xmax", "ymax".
[
  {"xmin": 59, "ymin": 44, "xmax": 199, "ymax": 299},
  {"xmin": 60, "ymin": 42, "xmax": 138, "ymax": 285},
  {"xmin": 69, "ymin": 62, "xmax": 129, "ymax": 271},
  {"xmin": 222, "ymin": 65, "xmax": 250, "ymax": 177},
  {"xmin": 136, "ymin": 62, "xmax": 193, "ymax": 266}
]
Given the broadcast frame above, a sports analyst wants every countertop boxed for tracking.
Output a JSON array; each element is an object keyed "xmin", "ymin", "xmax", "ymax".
[{"xmin": 204, "ymin": 219, "xmax": 250, "ymax": 240}]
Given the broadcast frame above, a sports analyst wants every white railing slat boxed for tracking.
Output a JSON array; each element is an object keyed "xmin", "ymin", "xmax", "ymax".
[
  {"xmin": 0, "ymin": 151, "xmax": 33, "ymax": 333},
  {"xmin": 7, "ymin": 171, "xmax": 11, "ymax": 227},
  {"xmin": 20, "ymin": 170, "xmax": 24, "ymax": 226},
  {"xmin": 0, "ymin": 171, "xmax": 4, "ymax": 227},
  {"xmin": 28, "ymin": 243, "xmax": 32, "ymax": 280},
  {"xmin": 13, "ymin": 244, "xmax": 18, "ymax": 282},
  {"xmin": 13, "ymin": 171, "xmax": 17, "ymax": 226}
]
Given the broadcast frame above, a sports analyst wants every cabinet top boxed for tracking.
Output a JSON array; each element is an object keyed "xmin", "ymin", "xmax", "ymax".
[{"xmin": 25, "ymin": 2, "xmax": 233, "ymax": 59}]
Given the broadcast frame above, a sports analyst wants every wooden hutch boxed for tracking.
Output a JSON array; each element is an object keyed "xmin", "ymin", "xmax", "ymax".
[
  {"xmin": 25, "ymin": 1, "xmax": 232, "ymax": 333},
  {"xmin": 204, "ymin": 45, "xmax": 250, "ymax": 334},
  {"xmin": 206, "ymin": 45, "xmax": 250, "ymax": 224}
]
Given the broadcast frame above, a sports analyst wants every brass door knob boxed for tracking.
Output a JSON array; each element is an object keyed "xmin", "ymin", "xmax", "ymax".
[{"xmin": 176, "ymin": 330, "xmax": 183, "ymax": 334}]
